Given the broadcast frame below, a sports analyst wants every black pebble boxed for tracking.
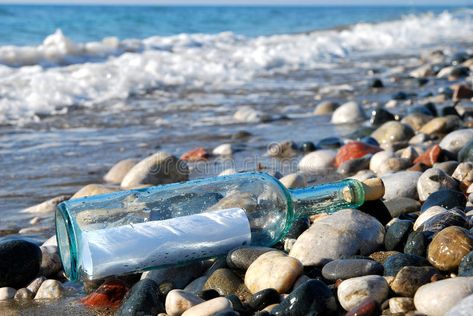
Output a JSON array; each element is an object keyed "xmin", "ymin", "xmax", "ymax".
[
  {"xmin": 116, "ymin": 279, "xmax": 164, "ymax": 316},
  {"xmin": 404, "ymin": 231, "xmax": 429, "ymax": 257},
  {"xmin": 420, "ymin": 189, "xmax": 467, "ymax": 212},
  {"xmin": 370, "ymin": 78, "xmax": 384, "ymax": 88},
  {"xmin": 384, "ymin": 220, "xmax": 413, "ymax": 251},
  {"xmin": 383, "ymin": 253, "xmax": 428, "ymax": 276},
  {"xmin": 197, "ymin": 289, "xmax": 220, "ymax": 301},
  {"xmin": 370, "ymin": 107, "xmax": 395, "ymax": 126},
  {"xmin": 358, "ymin": 200, "xmax": 392, "ymax": 226},
  {"xmin": 284, "ymin": 217, "xmax": 310, "ymax": 240},
  {"xmin": 248, "ymin": 288, "xmax": 280, "ymax": 311},
  {"xmin": 458, "ymin": 251, "xmax": 473, "ymax": 277},
  {"xmin": 0, "ymin": 239, "xmax": 42, "ymax": 288}
]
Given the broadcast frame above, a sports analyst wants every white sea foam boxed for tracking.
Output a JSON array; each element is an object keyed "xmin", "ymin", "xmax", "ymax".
[{"xmin": 0, "ymin": 10, "xmax": 472, "ymax": 124}]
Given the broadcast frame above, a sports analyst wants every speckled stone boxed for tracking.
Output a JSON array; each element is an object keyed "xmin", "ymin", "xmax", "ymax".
[
  {"xmin": 337, "ymin": 275, "xmax": 389, "ymax": 311},
  {"xmin": 289, "ymin": 209, "xmax": 384, "ymax": 266},
  {"xmin": 414, "ymin": 277, "xmax": 473, "ymax": 316},
  {"xmin": 382, "ymin": 253, "xmax": 428, "ymax": 276},
  {"xmin": 271, "ymin": 280, "xmax": 337, "ymax": 316},
  {"xmin": 245, "ymin": 251, "xmax": 303, "ymax": 294},
  {"xmin": 427, "ymin": 226, "xmax": 473, "ymax": 272},
  {"xmin": 390, "ymin": 266, "xmax": 437, "ymax": 297},
  {"xmin": 204, "ymin": 268, "xmax": 251, "ymax": 301},
  {"xmin": 417, "ymin": 168, "xmax": 458, "ymax": 201},
  {"xmin": 321, "ymin": 259, "xmax": 383, "ymax": 280}
]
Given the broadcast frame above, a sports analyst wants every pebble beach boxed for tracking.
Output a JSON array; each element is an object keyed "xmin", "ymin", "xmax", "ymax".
[{"xmin": 1, "ymin": 5, "xmax": 473, "ymax": 316}]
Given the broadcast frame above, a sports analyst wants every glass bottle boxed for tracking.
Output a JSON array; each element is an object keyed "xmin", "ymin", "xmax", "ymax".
[{"xmin": 56, "ymin": 172, "xmax": 366, "ymax": 281}]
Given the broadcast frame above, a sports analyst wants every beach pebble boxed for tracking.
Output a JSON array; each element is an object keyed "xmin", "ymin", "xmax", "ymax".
[
  {"xmin": 458, "ymin": 140, "xmax": 473, "ymax": 163},
  {"xmin": 165, "ymin": 290, "xmax": 204, "ymax": 316},
  {"xmin": 334, "ymin": 141, "xmax": 380, "ymax": 167},
  {"xmin": 413, "ymin": 144, "xmax": 442, "ymax": 167},
  {"xmin": 400, "ymin": 145, "xmax": 419, "ymax": 162},
  {"xmin": 337, "ymin": 275, "xmax": 389, "ymax": 311},
  {"xmin": 337, "ymin": 154, "xmax": 372, "ymax": 175},
  {"xmin": 234, "ymin": 107, "xmax": 271, "ymax": 123},
  {"xmin": 226, "ymin": 246, "xmax": 274, "ymax": 270},
  {"xmin": 427, "ymin": 226, "xmax": 473, "ymax": 271},
  {"xmin": 370, "ymin": 107, "xmax": 394, "ymax": 126},
  {"xmin": 71, "ymin": 183, "xmax": 119, "ymax": 199},
  {"xmin": 204, "ymin": 268, "xmax": 251, "ymax": 300},
  {"xmin": 27, "ymin": 277, "xmax": 45, "ymax": 294},
  {"xmin": 421, "ymin": 188, "xmax": 466, "ymax": 212},
  {"xmin": 420, "ymin": 207, "xmax": 467, "ymax": 234},
  {"xmin": 271, "ymin": 280, "xmax": 337, "ymax": 316},
  {"xmin": 390, "ymin": 266, "xmax": 437, "ymax": 297},
  {"xmin": 289, "ymin": 209, "xmax": 384, "ymax": 266},
  {"xmin": 116, "ymin": 279, "xmax": 164, "ymax": 316},
  {"xmin": 382, "ymin": 253, "xmax": 428, "ymax": 276},
  {"xmin": 371, "ymin": 121, "xmax": 415, "ymax": 146},
  {"xmin": 284, "ymin": 218, "xmax": 311, "ymax": 240},
  {"xmin": 182, "ymin": 297, "xmax": 233, "ymax": 316},
  {"xmin": 103, "ymin": 159, "xmax": 136, "ymax": 184},
  {"xmin": 459, "ymin": 251, "xmax": 473, "ymax": 276},
  {"xmin": 445, "ymin": 293, "xmax": 473, "ymax": 316},
  {"xmin": 299, "ymin": 141, "xmax": 317, "ymax": 154},
  {"xmin": 377, "ymin": 157, "xmax": 411, "ymax": 175},
  {"xmin": 331, "ymin": 101, "xmax": 367, "ymax": 124},
  {"xmin": 20, "ymin": 195, "xmax": 70, "ymax": 214},
  {"xmin": 434, "ymin": 160, "xmax": 459, "ymax": 175},
  {"xmin": 34, "ymin": 279, "xmax": 64, "ymax": 300},
  {"xmin": 279, "ymin": 173, "xmax": 306, "ymax": 189},
  {"xmin": 267, "ymin": 140, "xmax": 297, "ymax": 158},
  {"xmin": 141, "ymin": 261, "xmax": 207, "ymax": 289},
  {"xmin": 453, "ymin": 84, "xmax": 473, "ymax": 100},
  {"xmin": 384, "ymin": 197, "xmax": 420, "ymax": 218},
  {"xmin": 439, "ymin": 129, "xmax": 473, "ymax": 156},
  {"xmin": 420, "ymin": 115, "xmax": 461, "ymax": 135},
  {"xmin": 314, "ymin": 101, "xmax": 339, "ymax": 115},
  {"xmin": 14, "ymin": 288, "xmax": 33, "ymax": 300},
  {"xmin": 247, "ymin": 288, "xmax": 280, "ymax": 311},
  {"xmin": 297, "ymin": 149, "xmax": 336, "ymax": 172},
  {"xmin": 410, "ymin": 64, "xmax": 435, "ymax": 78},
  {"xmin": 452, "ymin": 162, "xmax": 473, "ymax": 190},
  {"xmin": 369, "ymin": 150, "xmax": 394, "ymax": 174},
  {"xmin": 0, "ymin": 287, "xmax": 16, "ymax": 300},
  {"xmin": 121, "ymin": 152, "xmax": 188, "ymax": 188},
  {"xmin": 381, "ymin": 171, "xmax": 422, "ymax": 200},
  {"xmin": 39, "ymin": 245, "xmax": 62, "ymax": 278},
  {"xmin": 389, "ymin": 297, "xmax": 415, "ymax": 314},
  {"xmin": 414, "ymin": 205, "xmax": 446, "ymax": 230},
  {"xmin": 417, "ymin": 168, "xmax": 458, "ymax": 201},
  {"xmin": 349, "ymin": 169, "xmax": 376, "ymax": 181},
  {"xmin": 384, "ymin": 219, "xmax": 413, "ymax": 251},
  {"xmin": 404, "ymin": 231, "xmax": 428, "ymax": 257},
  {"xmin": 81, "ymin": 279, "xmax": 128, "ymax": 309},
  {"xmin": 402, "ymin": 113, "xmax": 433, "ymax": 131},
  {"xmin": 212, "ymin": 144, "xmax": 233, "ymax": 156},
  {"xmin": 0, "ymin": 240, "xmax": 42, "ymax": 288},
  {"xmin": 414, "ymin": 277, "xmax": 473, "ymax": 316},
  {"xmin": 321, "ymin": 259, "xmax": 383, "ymax": 281},
  {"xmin": 245, "ymin": 251, "xmax": 303, "ymax": 294},
  {"xmin": 180, "ymin": 147, "xmax": 209, "ymax": 161}
]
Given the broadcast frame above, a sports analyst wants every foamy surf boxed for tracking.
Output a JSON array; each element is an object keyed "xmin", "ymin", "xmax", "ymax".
[{"xmin": 0, "ymin": 10, "xmax": 472, "ymax": 125}]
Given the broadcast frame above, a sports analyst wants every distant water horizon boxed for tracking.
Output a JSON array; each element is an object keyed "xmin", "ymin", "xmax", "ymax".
[{"xmin": 0, "ymin": 5, "xmax": 470, "ymax": 45}]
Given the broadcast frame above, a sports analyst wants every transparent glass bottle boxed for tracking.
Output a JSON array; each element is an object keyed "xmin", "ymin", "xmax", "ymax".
[{"xmin": 56, "ymin": 172, "xmax": 366, "ymax": 281}]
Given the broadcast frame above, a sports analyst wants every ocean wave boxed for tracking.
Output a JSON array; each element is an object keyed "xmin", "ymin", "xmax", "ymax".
[{"xmin": 0, "ymin": 10, "xmax": 472, "ymax": 124}]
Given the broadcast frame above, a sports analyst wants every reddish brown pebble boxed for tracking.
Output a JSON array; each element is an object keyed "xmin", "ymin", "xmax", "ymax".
[
  {"xmin": 335, "ymin": 141, "xmax": 381, "ymax": 167},
  {"xmin": 453, "ymin": 84, "xmax": 473, "ymax": 100},
  {"xmin": 413, "ymin": 144, "xmax": 441, "ymax": 167},
  {"xmin": 81, "ymin": 279, "xmax": 128, "ymax": 309},
  {"xmin": 408, "ymin": 162, "xmax": 429, "ymax": 172},
  {"xmin": 346, "ymin": 297, "xmax": 380, "ymax": 316},
  {"xmin": 335, "ymin": 279, "xmax": 343, "ymax": 288},
  {"xmin": 180, "ymin": 147, "xmax": 209, "ymax": 161},
  {"xmin": 430, "ymin": 274, "xmax": 446, "ymax": 282}
]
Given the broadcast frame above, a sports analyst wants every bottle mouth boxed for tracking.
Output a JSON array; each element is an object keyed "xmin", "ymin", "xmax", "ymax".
[{"xmin": 55, "ymin": 203, "xmax": 78, "ymax": 281}]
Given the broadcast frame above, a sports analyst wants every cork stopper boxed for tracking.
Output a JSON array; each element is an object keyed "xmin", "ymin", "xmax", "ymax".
[{"xmin": 362, "ymin": 178, "xmax": 385, "ymax": 201}]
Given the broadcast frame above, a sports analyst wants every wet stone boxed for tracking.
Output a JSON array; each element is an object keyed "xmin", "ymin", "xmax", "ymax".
[
  {"xmin": 458, "ymin": 251, "xmax": 473, "ymax": 276},
  {"xmin": 417, "ymin": 168, "xmax": 458, "ymax": 201},
  {"xmin": 0, "ymin": 239, "xmax": 42, "ymax": 288},
  {"xmin": 313, "ymin": 101, "xmax": 339, "ymax": 115},
  {"xmin": 14, "ymin": 288, "xmax": 33, "ymax": 300},
  {"xmin": 316, "ymin": 137, "xmax": 343, "ymax": 149},
  {"xmin": 26, "ymin": 277, "xmax": 45, "ymax": 294},
  {"xmin": 299, "ymin": 141, "xmax": 317, "ymax": 154},
  {"xmin": 116, "ymin": 279, "xmax": 164, "ymax": 316},
  {"xmin": 0, "ymin": 287, "xmax": 16, "ymax": 300},
  {"xmin": 271, "ymin": 280, "xmax": 337, "ymax": 316},
  {"xmin": 383, "ymin": 253, "xmax": 428, "ymax": 276},
  {"xmin": 390, "ymin": 266, "xmax": 437, "ymax": 297},
  {"xmin": 346, "ymin": 298, "xmax": 380, "ymax": 316},
  {"xmin": 226, "ymin": 246, "xmax": 274, "ymax": 270},
  {"xmin": 337, "ymin": 275, "xmax": 389, "ymax": 311},
  {"xmin": 370, "ymin": 107, "xmax": 394, "ymax": 127},
  {"xmin": 427, "ymin": 226, "xmax": 473, "ymax": 272},
  {"xmin": 385, "ymin": 219, "xmax": 413, "ymax": 251},
  {"xmin": 371, "ymin": 121, "xmax": 415, "ymax": 146},
  {"xmin": 404, "ymin": 231, "xmax": 429, "ymax": 257},
  {"xmin": 421, "ymin": 189, "xmax": 466, "ymax": 212},
  {"xmin": 335, "ymin": 141, "xmax": 381, "ymax": 168},
  {"xmin": 247, "ymin": 288, "xmax": 280, "ymax": 312},
  {"xmin": 370, "ymin": 78, "xmax": 384, "ymax": 89},
  {"xmin": 331, "ymin": 101, "xmax": 367, "ymax": 124},
  {"xmin": 34, "ymin": 279, "xmax": 64, "ymax": 300},
  {"xmin": 321, "ymin": 259, "xmax": 384, "ymax": 281},
  {"xmin": 298, "ymin": 149, "xmax": 336, "ymax": 172},
  {"xmin": 420, "ymin": 208, "xmax": 467, "ymax": 234}
]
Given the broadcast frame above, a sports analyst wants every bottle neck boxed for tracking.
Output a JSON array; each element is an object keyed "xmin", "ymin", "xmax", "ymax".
[{"xmin": 288, "ymin": 179, "xmax": 365, "ymax": 219}]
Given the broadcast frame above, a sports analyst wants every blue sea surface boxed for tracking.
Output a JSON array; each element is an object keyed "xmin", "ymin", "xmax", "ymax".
[{"xmin": 0, "ymin": 5, "xmax": 467, "ymax": 45}]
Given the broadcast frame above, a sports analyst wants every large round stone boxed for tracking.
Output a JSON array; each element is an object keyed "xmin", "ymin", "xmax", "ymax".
[
  {"xmin": 371, "ymin": 121, "xmax": 415, "ymax": 146},
  {"xmin": 381, "ymin": 171, "xmax": 422, "ymax": 200},
  {"xmin": 337, "ymin": 275, "xmax": 389, "ymax": 311},
  {"xmin": 331, "ymin": 101, "xmax": 367, "ymax": 124},
  {"xmin": 0, "ymin": 240, "xmax": 42, "ymax": 288},
  {"xmin": 289, "ymin": 209, "xmax": 384, "ymax": 266},
  {"xmin": 439, "ymin": 129, "xmax": 473, "ymax": 156},
  {"xmin": 417, "ymin": 168, "xmax": 457, "ymax": 201}
]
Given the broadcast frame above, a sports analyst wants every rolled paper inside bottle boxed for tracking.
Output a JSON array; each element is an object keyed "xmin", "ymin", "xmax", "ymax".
[{"xmin": 361, "ymin": 178, "xmax": 385, "ymax": 201}]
